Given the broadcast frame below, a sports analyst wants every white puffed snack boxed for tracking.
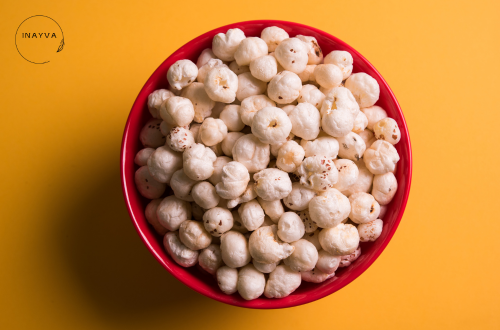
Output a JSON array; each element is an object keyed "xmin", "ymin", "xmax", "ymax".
[
  {"xmin": 212, "ymin": 28, "xmax": 246, "ymax": 61},
  {"xmin": 164, "ymin": 232, "xmax": 199, "ymax": 267},
  {"xmin": 166, "ymin": 127, "xmax": 195, "ymax": 152},
  {"xmin": 289, "ymin": 102, "xmax": 321, "ymax": 140},
  {"xmin": 208, "ymin": 156, "xmax": 232, "ymax": 186},
  {"xmin": 253, "ymin": 260, "xmax": 278, "ymax": 274},
  {"xmin": 352, "ymin": 111, "xmax": 369, "ymax": 133},
  {"xmin": 277, "ymin": 212, "xmax": 305, "ymax": 243},
  {"xmin": 251, "ymin": 106, "xmax": 292, "ymax": 145},
  {"xmin": 315, "ymin": 250, "xmax": 342, "ymax": 275},
  {"xmin": 309, "ymin": 188, "xmax": 350, "ymax": 228},
  {"xmin": 199, "ymin": 118, "xmax": 228, "ymax": 147},
  {"xmin": 297, "ymin": 210, "xmax": 317, "ymax": 233},
  {"xmin": 274, "ymin": 38, "xmax": 309, "ymax": 74},
  {"xmin": 332, "ymin": 159, "xmax": 359, "ymax": 191},
  {"xmin": 239, "ymin": 94, "xmax": 276, "ymax": 126},
  {"xmin": 134, "ymin": 148, "xmax": 155, "ymax": 166},
  {"xmin": 191, "ymin": 181, "xmax": 220, "ymax": 209},
  {"xmin": 342, "ymin": 160, "xmax": 374, "ymax": 197},
  {"xmin": 276, "ymin": 140, "xmax": 305, "ymax": 173},
  {"xmin": 314, "ymin": 64, "xmax": 343, "ymax": 89},
  {"xmin": 209, "ymin": 142, "xmax": 224, "ymax": 157},
  {"xmin": 301, "ymin": 268, "xmax": 335, "ymax": 283},
  {"xmin": 217, "ymin": 266, "xmax": 238, "ymax": 294},
  {"xmin": 236, "ymin": 72, "xmax": 267, "ymax": 101},
  {"xmin": 349, "ymin": 192, "xmax": 380, "ymax": 224},
  {"xmin": 191, "ymin": 202, "xmax": 204, "ymax": 221},
  {"xmin": 362, "ymin": 105, "xmax": 388, "ymax": 130},
  {"xmin": 336, "ymin": 132, "xmax": 366, "ymax": 161},
  {"xmin": 324, "ymin": 51, "xmax": 353, "ymax": 80},
  {"xmin": 160, "ymin": 119, "xmax": 173, "ymax": 136},
  {"xmin": 196, "ymin": 48, "xmax": 217, "ymax": 68},
  {"xmin": 358, "ymin": 219, "xmax": 383, "ymax": 242},
  {"xmin": 250, "ymin": 55, "xmax": 278, "ymax": 82},
  {"xmin": 170, "ymin": 169, "xmax": 197, "ymax": 202},
  {"xmin": 302, "ymin": 229, "xmax": 321, "ymax": 251},
  {"xmin": 268, "ymin": 71, "xmax": 302, "ymax": 104},
  {"xmin": 167, "ymin": 59, "xmax": 198, "ymax": 91},
  {"xmin": 198, "ymin": 244, "xmax": 223, "ymax": 275},
  {"xmin": 296, "ymin": 35, "xmax": 323, "ymax": 65},
  {"xmin": 179, "ymin": 220, "xmax": 212, "ymax": 251},
  {"xmin": 215, "ymin": 161, "xmax": 250, "ymax": 200},
  {"xmin": 283, "ymin": 182, "xmax": 315, "ymax": 211},
  {"xmin": 221, "ymin": 132, "xmax": 244, "ymax": 157},
  {"xmin": 373, "ymin": 117, "xmax": 401, "ymax": 145},
  {"xmin": 145, "ymin": 199, "xmax": 168, "ymax": 235},
  {"xmin": 232, "ymin": 134, "xmax": 270, "ymax": 173},
  {"xmin": 345, "ymin": 72, "xmax": 380, "ymax": 108},
  {"xmin": 234, "ymin": 37, "xmax": 268, "ymax": 66},
  {"xmin": 297, "ymin": 84, "xmax": 325, "ymax": 110},
  {"xmin": 204, "ymin": 66, "xmax": 238, "ymax": 103},
  {"xmin": 220, "ymin": 105, "xmax": 245, "ymax": 132},
  {"xmin": 231, "ymin": 210, "xmax": 248, "ymax": 234},
  {"xmin": 253, "ymin": 168, "xmax": 293, "ymax": 201},
  {"xmin": 229, "ymin": 60, "xmax": 250, "ymax": 75},
  {"xmin": 270, "ymin": 132, "xmax": 294, "ymax": 157},
  {"xmin": 238, "ymin": 199, "xmax": 265, "ymax": 231},
  {"xmin": 372, "ymin": 172, "xmax": 398, "ymax": 205},
  {"xmin": 363, "ymin": 140, "xmax": 400, "ymax": 174},
  {"xmin": 319, "ymin": 223, "xmax": 360, "ymax": 256},
  {"xmin": 261, "ymin": 26, "xmax": 289, "ymax": 52},
  {"xmin": 135, "ymin": 166, "xmax": 166, "ymax": 199},
  {"xmin": 160, "ymin": 96, "xmax": 195, "ymax": 127},
  {"xmin": 183, "ymin": 143, "xmax": 217, "ymax": 181},
  {"xmin": 237, "ymin": 264, "xmax": 265, "ymax": 300},
  {"xmin": 140, "ymin": 119, "xmax": 165, "ymax": 148},
  {"xmin": 180, "ymin": 82, "xmax": 216, "ymax": 123},
  {"xmin": 249, "ymin": 225, "xmax": 294, "ymax": 264},
  {"xmin": 300, "ymin": 136, "xmax": 339, "ymax": 158},
  {"xmin": 148, "ymin": 89, "xmax": 175, "ymax": 118},
  {"xmin": 298, "ymin": 65, "xmax": 316, "ymax": 83},
  {"xmin": 297, "ymin": 155, "xmax": 339, "ymax": 192},
  {"xmin": 321, "ymin": 108, "xmax": 355, "ymax": 138},
  {"xmin": 203, "ymin": 207, "xmax": 234, "ymax": 237},
  {"xmin": 197, "ymin": 59, "xmax": 225, "ymax": 84},
  {"xmin": 264, "ymin": 265, "xmax": 301, "ymax": 298},
  {"xmin": 339, "ymin": 246, "xmax": 361, "ymax": 267},
  {"xmin": 157, "ymin": 195, "xmax": 191, "ymax": 231},
  {"xmin": 227, "ymin": 182, "xmax": 258, "ymax": 209},
  {"xmin": 257, "ymin": 197, "xmax": 284, "ymax": 223},
  {"xmin": 322, "ymin": 86, "xmax": 360, "ymax": 120},
  {"xmin": 284, "ymin": 239, "xmax": 318, "ymax": 272},
  {"xmin": 220, "ymin": 231, "xmax": 251, "ymax": 268}
]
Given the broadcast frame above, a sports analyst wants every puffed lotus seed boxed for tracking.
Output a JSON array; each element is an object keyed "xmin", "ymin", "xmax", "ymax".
[
  {"xmin": 300, "ymin": 136, "xmax": 339, "ymax": 158},
  {"xmin": 301, "ymin": 268, "xmax": 335, "ymax": 283},
  {"xmin": 314, "ymin": 64, "xmax": 343, "ymax": 89},
  {"xmin": 297, "ymin": 84, "xmax": 325, "ymax": 110},
  {"xmin": 212, "ymin": 28, "xmax": 246, "ymax": 61},
  {"xmin": 250, "ymin": 55, "xmax": 278, "ymax": 82},
  {"xmin": 332, "ymin": 159, "xmax": 359, "ymax": 191},
  {"xmin": 276, "ymin": 140, "xmax": 305, "ymax": 173},
  {"xmin": 362, "ymin": 105, "xmax": 388, "ymax": 130},
  {"xmin": 229, "ymin": 60, "xmax": 250, "ymax": 75},
  {"xmin": 221, "ymin": 132, "xmax": 245, "ymax": 157},
  {"xmin": 157, "ymin": 195, "xmax": 191, "ymax": 231},
  {"xmin": 373, "ymin": 117, "xmax": 401, "ymax": 145},
  {"xmin": 297, "ymin": 209, "xmax": 317, "ymax": 233},
  {"xmin": 349, "ymin": 192, "xmax": 380, "ymax": 224},
  {"xmin": 220, "ymin": 230, "xmax": 252, "ymax": 268},
  {"xmin": 309, "ymin": 188, "xmax": 351, "ymax": 228},
  {"xmin": 198, "ymin": 244, "xmax": 223, "ymax": 275},
  {"xmin": 167, "ymin": 59, "xmax": 198, "ymax": 91},
  {"xmin": 239, "ymin": 94, "xmax": 276, "ymax": 126},
  {"xmin": 337, "ymin": 132, "xmax": 366, "ymax": 161},
  {"xmin": 261, "ymin": 26, "xmax": 289, "ymax": 52},
  {"xmin": 197, "ymin": 59, "xmax": 225, "ymax": 84},
  {"xmin": 253, "ymin": 260, "xmax": 279, "ymax": 274},
  {"xmin": 339, "ymin": 246, "xmax": 361, "ymax": 267},
  {"xmin": 145, "ymin": 199, "xmax": 168, "ymax": 235},
  {"xmin": 180, "ymin": 82, "xmax": 216, "ymax": 123},
  {"xmin": 234, "ymin": 37, "xmax": 268, "ymax": 66},
  {"xmin": 363, "ymin": 140, "xmax": 400, "ymax": 175},
  {"xmin": 283, "ymin": 182, "xmax": 315, "ymax": 211},
  {"xmin": 208, "ymin": 156, "xmax": 232, "ymax": 186},
  {"xmin": 372, "ymin": 172, "xmax": 398, "ymax": 205},
  {"xmin": 203, "ymin": 207, "xmax": 234, "ymax": 237},
  {"xmin": 196, "ymin": 48, "xmax": 217, "ymax": 68},
  {"xmin": 257, "ymin": 197, "xmax": 284, "ymax": 223},
  {"xmin": 236, "ymin": 72, "xmax": 267, "ymax": 101},
  {"xmin": 237, "ymin": 264, "xmax": 266, "ymax": 300},
  {"xmin": 315, "ymin": 250, "xmax": 342, "ymax": 275},
  {"xmin": 219, "ymin": 104, "xmax": 245, "ymax": 132},
  {"xmin": 352, "ymin": 111, "xmax": 368, "ymax": 133},
  {"xmin": 227, "ymin": 182, "xmax": 258, "ymax": 209},
  {"xmin": 249, "ymin": 225, "xmax": 294, "ymax": 264},
  {"xmin": 297, "ymin": 155, "xmax": 339, "ymax": 192},
  {"xmin": 166, "ymin": 126, "xmax": 195, "ymax": 152},
  {"xmin": 134, "ymin": 148, "xmax": 155, "ymax": 166},
  {"xmin": 164, "ymin": 231, "xmax": 198, "ymax": 267},
  {"xmin": 296, "ymin": 35, "xmax": 323, "ymax": 65},
  {"xmin": 179, "ymin": 220, "xmax": 212, "ymax": 250},
  {"xmin": 204, "ymin": 66, "xmax": 238, "ymax": 103},
  {"xmin": 274, "ymin": 38, "xmax": 309, "ymax": 74},
  {"xmin": 215, "ymin": 161, "xmax": 250, "ymax": 200},
  {"xmin": 319, "ymin": 223, "xmax": 360, "ymax": 256},
  {"xmin": 324, "ymin": 51, "xmax": 353, "ymax": 80},
  {"xmin": 191, "ymin": 181, "xmax": 220, "ymax": 209},
  {"xmin": 302, "ymin": 229, "xmax": 321, "ymax": 251},
  {"xmin": 341, "ymin": 160, "xmax": 374, "ymax": 197},
  {"xmin": 358, "ymin": 219, "xmax": 383, "ymax": 242},
  {"xmin": 217, "ymin": 266, "xmax": 238, "ymax": 294},
  {"xmin": 288, "ymin": 102, "xmax": 321, "ymax": 140},
  {"xmin": 264, "ymin": 265, "xmax": 302, "ymax": 298},
  {"xmin": 251, "ymin": 106, "xmax": 292, "ymax": 145},
  {"xmin": 238, "ymin": 199, "xmax": 265, "ymax": 231},
  {"xmin": 277, "ymin": 212, "xmax": 305, "ymax": 243},
  {"xmin": 148, "ymin": 89, "xmax": 175, "ymax": 118},
  {"xmin": 170, "ymin": 169, "xmax": 197, "ymax": 202},
  {"xmin": 183, "ymin": 143, "xmax": 217, "ymax": 181},
  {"xmin": 160, "ymin": 96, "xmax": 195, "ymax": 127},
  {"xmin": 253, "ymin": 168, "xmax": 293, "ymax": 201},
  {"xmin": 135, "ymin": 166, "xmax": 166, "ymax": 199},
  {"xmin": 199, "ymin": 118, "xmax": 228, "ymax": 147},
  {"xmin": 232, "ymin": 134, "xmax": 270, "ymax": 173},
  {"xmin": 268, "ymin": 71, "xmax": 302, "ymax": 104},
  {"xmin": 345, "ymin": 72, "xmax": 380, "ymax": 108},
  {"xmin": 140, "ymin": 118, "xmax": 165, "ymax": 148}
]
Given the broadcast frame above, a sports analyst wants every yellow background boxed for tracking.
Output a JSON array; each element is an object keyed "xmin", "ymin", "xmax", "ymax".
[{"xmin": 1, "ymin": 0, "xmax": 499, "ymax": 329}]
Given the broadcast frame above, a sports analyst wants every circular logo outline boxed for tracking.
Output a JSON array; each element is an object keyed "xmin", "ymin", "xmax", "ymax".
[{"xmin": 15, "ymin": 15, "xmax": 65, "ymax": 64}]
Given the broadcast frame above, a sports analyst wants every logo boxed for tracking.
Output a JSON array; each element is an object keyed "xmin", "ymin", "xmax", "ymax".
[{"xmin": 15, "ymin": 15, "xmax": 65, "ymax": 64}]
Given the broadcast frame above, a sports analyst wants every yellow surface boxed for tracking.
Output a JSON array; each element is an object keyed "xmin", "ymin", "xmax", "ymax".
[{"xmin": 1, "ymin": 0, "xmax": 499, "ymax": 329}]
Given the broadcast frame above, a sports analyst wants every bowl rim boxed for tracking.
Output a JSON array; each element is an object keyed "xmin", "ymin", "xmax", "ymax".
[{"xmin": 120, "ymin": 19, "xmax": 412, "ymax": 309}]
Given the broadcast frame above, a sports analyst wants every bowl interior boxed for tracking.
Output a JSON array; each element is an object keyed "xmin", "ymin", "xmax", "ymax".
[{"xmin": 121, "ymin": 20, "xmax": 412, "ymax": 309}]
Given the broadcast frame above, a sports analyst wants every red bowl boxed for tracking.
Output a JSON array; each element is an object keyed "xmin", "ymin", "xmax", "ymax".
[{"xmin": 120, "ymin": 20, "xmax": 412, "ymax": 309}]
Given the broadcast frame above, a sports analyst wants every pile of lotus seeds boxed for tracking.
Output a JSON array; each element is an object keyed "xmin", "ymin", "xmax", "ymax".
[{"xmin": 134, "ymin": 26, "xmax": 401, "ymax": 300}]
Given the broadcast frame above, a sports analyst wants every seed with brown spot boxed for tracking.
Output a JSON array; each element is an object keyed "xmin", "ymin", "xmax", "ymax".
[
  {"xmin": 392, "ymin": 134, "xmax": 398, "ymax": 140},
  {"xmin": 278, "ymin": 96, "xmax": 283, "ymax": 99}
]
